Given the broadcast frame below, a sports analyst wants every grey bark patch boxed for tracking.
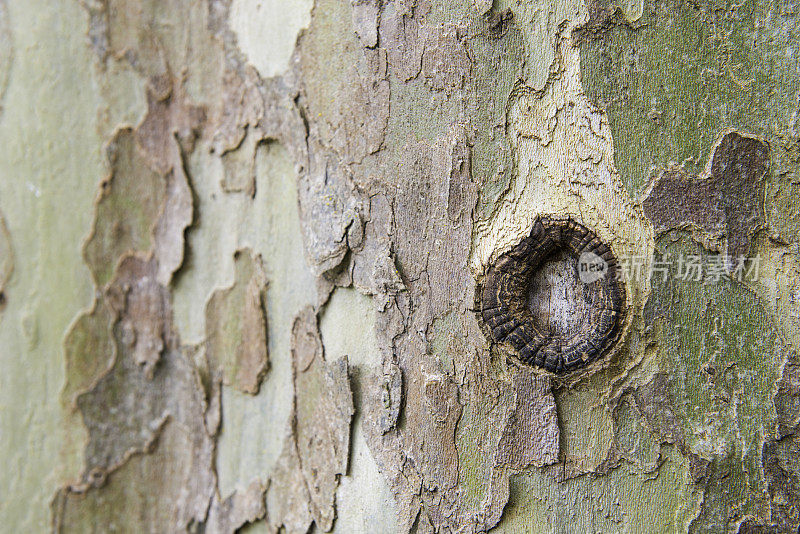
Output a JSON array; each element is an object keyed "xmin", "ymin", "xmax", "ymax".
[
  {"xmin": 84, "ymin": 82, "xmax": 197, "ymax": 288},
  {"xmin": 421, "ymin": 24, "xmax": 470, "ymax": 92},
  {"xmin": 753, "ymin": 435, "xmax": 800, "ymax": 532},
  {"xmin": 134, "ymin": 75, "xmax": 200, "ymax": 286},
  {"xmin": 367, "ymin": 244, "xmax": 406, "ymax": 296},
  {"xmin": 642, "ymin": 132, "xmax": 770, "ymax": 265},
  {"xmin": 77, "ymin": 258, "xmax": 207, "ymax": 477},
  {"xmin": 266, "ymin": 440, "xmax": 314, "ymax": 533},
  {"xmin": 380, "ymin": 2, "xmax": 424, "ymax": 82},
  {"xmin": 417, "ymin": 374, "xmax": 462, "ymax": 489},
  {"xmin": 776, "ymin": 347, "xmax": 800, "ymax": 439},
  {"xmin": 392, "ymin": 131, "xmax": 478, "ymax": 315},
  {"xmin": 295, "ymin": 354, "xmax": 353, "ymax": 530},
  {"xmin": 291, "ymin": 306, "xmax": 323, "ymax": 373},
  {"xmin": 297, "ymin": 150, "xmax": 364, "ymax": 276},
  {"xmin": 205, "ymin": 480, "xmax": 267, "ymax": 533},
  {"xmin": 633, "ymin": 373, "xmax": 686, "ymax": 450},
  {"xmin": 297, "ymin": 0, "xmax": 389, "ymax": 164},
  {"xmin": 642, "ymin": 235, "xmax": 795, "ymax": 529},
  {"xmin": 350, "ymin": 0, "xmax": 380, "ymax": 48},
  {"xmin": 352, "ymin": 193, "xmax": 404, "ymax": 296},
  {"xmin": 153, "ymin": 163, "xmax": 194, "ymax": 287},
  {"xmin": 631, "ymin": 373, "xmax": 710, "ymax": 486},
  {"xmin": 104, "ymin": 257, "xmax": 170, "ymax": 379},
  {"xmin": 446, "ymin": 136, "xmax": 473, "ymax": 223},
  {"xmin": 751, "ymin": 340, "xmax": 800, "ymax": 530},
  {"xmin": 572, "ymin": 0, "xmax": 629, "ymax": 43},
  {"xmin": 52, "ymin": 419, "xmax": 216, "ymax": 533},
  {"xmin": 494, "ymin": 369, "xmax": 559, "ymax": 469},
  {"xmin": 213, "ymin": 66, "xmax": 265, "ymax": 156},
  {"xmin": 56, "ymin": 258, "xmax": 217, "ymax": 531},
  {"xmin": 379, "ymin": 361, "xmax": 403, "ymax": 434},
  {"xmin": 604, "ymin": 392, "xmax": 660, "ymax": 473}
]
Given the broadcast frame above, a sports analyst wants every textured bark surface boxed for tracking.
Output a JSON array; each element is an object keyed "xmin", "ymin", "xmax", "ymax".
[{"xmin": 0, "ymin": 0, "xmax": 799, "ymax": 533}]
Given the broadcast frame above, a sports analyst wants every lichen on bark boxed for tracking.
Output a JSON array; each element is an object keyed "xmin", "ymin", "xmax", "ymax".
[{"xmin": 0, "ymin": 0, "xmax": 796, "ymax": 532}]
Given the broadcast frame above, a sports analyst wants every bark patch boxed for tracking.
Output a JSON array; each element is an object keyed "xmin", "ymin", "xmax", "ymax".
[
  {"xmin": 52, "ymin": 419, "xmax": 215, "ymax": 533},
  {"xmin": 56, "ymin": 258, "xmax": 216, "ymax": 531},
  {"xmin": 643, "ymin": 132, "xmax": 770, "ymax": 264},
  {"xmin": 0, "ymin": 211, "xmax": 12, "ymax": 314},
  {"xmin": 204, "ymin": 248, "xmax": 269, "ymax": 394},
  {"xmin": 205, "ymin": 480, "xmax": 267, "ymax": 533},
  {"xmin": 83, "ymin": 129, "xmax": 166, "ymax": 287},
  {"xmin": 267, "ymin": 306, "xmax": 354, "ymax": 532},
  {"xmin": 495, "ymin": 370, "xmax": 559, "ymax": 469}
]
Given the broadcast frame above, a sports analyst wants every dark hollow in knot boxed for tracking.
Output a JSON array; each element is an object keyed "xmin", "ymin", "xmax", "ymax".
[{"xmin": 480, "ymin": 216, "xmax": 626, "ymax": 374}]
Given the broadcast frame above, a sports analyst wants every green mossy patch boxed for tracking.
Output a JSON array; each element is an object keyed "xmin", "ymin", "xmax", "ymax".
[
  {"xmin": 580, "ymin": 0, "xmax": 800, "ymax": 214},
  {"xmin": 646, "ymin": 233, "xmax": 788, "ymax": 529}
]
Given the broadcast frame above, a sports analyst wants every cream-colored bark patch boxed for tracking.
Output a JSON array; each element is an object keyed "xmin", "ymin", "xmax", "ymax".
[
  {"xmin": 229, "ymin": 0, "xmax": 313, "ymax": 79},
  {"xmin": 332, "ymin": 413, "xmax": 400, "ymax": 534},
  {"xmin": 319, "ymin": 287, "xmax": 379, "ymax": 367},
  {"xmin": 619, "ymin": 0, "xmax": 644, "ymax": 22},
  {"xmin": 0, "ymin": 1, "xmax": 104, "ymax": 530},
  {"xmin": 205, "ymin": 142, "xmax": 318, "ymax": 500}
]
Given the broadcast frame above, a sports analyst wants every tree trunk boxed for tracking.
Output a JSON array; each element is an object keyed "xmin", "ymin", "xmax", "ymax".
[{"xmin": 0, "ymin": 0, "xmax": 798, "ymax": 532}]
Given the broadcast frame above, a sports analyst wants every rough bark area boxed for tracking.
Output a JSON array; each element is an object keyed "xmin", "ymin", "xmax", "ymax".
[{"xmin": 0, "ymin": 0, "xmax": 799, "ymax": 533}]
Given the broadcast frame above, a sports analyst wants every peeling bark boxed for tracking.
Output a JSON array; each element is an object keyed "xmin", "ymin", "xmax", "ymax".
[
  {"xmin": 205, "ymin": 248, "xmax": 269, "ymax": 394},
  {"xmin": 0, "ymin": 0, "xmax": 797, "ymax": 532},
  {"xmin": 267, "ymin": 306, "xmax": 354, "ymax": 532}
]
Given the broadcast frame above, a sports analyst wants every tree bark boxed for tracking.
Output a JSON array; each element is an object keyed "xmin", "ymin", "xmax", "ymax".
[{"xmin": 0, "ymin": 0, "xmax": 798, "ymax": 532}]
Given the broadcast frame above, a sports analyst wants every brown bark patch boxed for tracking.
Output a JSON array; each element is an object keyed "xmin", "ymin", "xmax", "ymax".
[
  {"xmin": 204, "ymin": 248, "xmax": 269, "ymax": 394},
  {"xmin": 136, "ymin": 74, "xmax": 205, "ymax": 174},
  {"xmin": 643, "ymin": 132, "xmax": 770, "ymax": 264},
  {"xmin": 83, "ymin": 129, "xmax": 166, "ymax": 287}
]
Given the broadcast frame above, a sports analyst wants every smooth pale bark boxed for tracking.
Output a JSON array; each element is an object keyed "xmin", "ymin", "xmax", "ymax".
[{"xmin": 0, "ymin": 0, "xmax": 798, "ymax": 533}]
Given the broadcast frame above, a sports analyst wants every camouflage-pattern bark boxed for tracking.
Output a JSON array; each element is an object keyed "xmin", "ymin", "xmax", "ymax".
[{"xmin": 0, "ymin": 0, "xmax": 798, "ymax": 532}]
